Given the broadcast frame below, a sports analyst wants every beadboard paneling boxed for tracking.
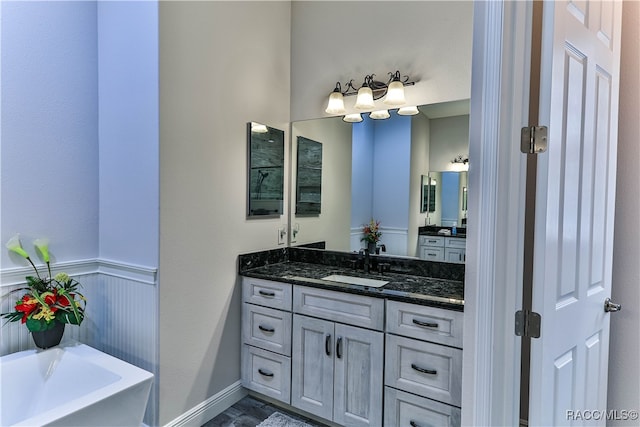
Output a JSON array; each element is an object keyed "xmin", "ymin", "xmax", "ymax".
[{"xmin": 0, "ymin": 270, "xmax": 158, "ymax": 426}]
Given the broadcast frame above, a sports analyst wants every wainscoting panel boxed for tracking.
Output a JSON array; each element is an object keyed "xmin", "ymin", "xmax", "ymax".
[
  {"xmin": 350, "ymin": 226, "xmax": 409, "ymax": 256},
  {"xmin": 0, "ymin": 264, "xmax": 159, "ymax": 426}
]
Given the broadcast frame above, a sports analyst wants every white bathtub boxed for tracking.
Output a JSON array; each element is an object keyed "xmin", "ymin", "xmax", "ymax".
[{"xmin": 0, "ymin": 342, "xmax": 153, "ymax": 426}]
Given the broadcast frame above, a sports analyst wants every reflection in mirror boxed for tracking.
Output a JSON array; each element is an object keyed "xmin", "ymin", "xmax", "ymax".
[
  {"xmin": 290, "ymin": 100, "xmax": 470, "ymax": 257},
  {"xmin": 247, "ymin": 122, "xmax": 284, "ymax": 218},
  {"xmin": 296, "ymin": 137, "xmax": 323, "ymax": 215},
  {"xmin": 421, "ymin": 174, "xmax": 436, "ymax": 213},
  {"xmin": 424, "ymin": 171, "xmax": 468, "ymax": 227}
]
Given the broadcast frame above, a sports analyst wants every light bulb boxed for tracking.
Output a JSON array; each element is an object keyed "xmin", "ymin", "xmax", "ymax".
[
  {"xmin": 325, "ymin": 91, "xmax": 346, "ymax": 114},
  {"xmin": 369, "ymin": 110, "xmax": 390, "ymax": 120},
  {"xmin": 397, "ymin": 106, "xmax": 419, "ymax": 116},
  {"xmin": 354, "ymin": 86, "xmax": 375, "ymax": 110},
  {"xmin": 343, "ymin": 113, "xmax": 363, "ymax": 123}
]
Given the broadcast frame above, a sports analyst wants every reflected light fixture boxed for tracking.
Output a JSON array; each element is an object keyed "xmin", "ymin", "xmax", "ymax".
[
  {"xmin": 369, "ymin": 110, "xmax": 390, "ymax": 120},
  {"xmin": 325, "ymin": 70, "xmax": 416, "ymax": 120},
  {"xmin": 397, "ymin": 105, "xmax": 419, "ymax": 116},
  {"xmin": 343, "ymin": 113, "xmax": 363, "ymax": 123},
  {"xmin": 251, "ymin": 122, "xmax": 268, "ymax": 133}
]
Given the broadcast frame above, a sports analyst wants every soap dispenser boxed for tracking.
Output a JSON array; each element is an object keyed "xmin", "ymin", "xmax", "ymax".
[{"xmin": 452, "ymin": 222, "xmax": 457, "ymax": 236}]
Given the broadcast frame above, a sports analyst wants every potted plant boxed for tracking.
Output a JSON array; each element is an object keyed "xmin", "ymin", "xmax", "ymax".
[
  {"xmin": 1, "ymin": 235, "xmax": 86, "ymax": 349},
  {"xmin": 361, "ymin": 219, "xmax": 382, "ymax": 253}
]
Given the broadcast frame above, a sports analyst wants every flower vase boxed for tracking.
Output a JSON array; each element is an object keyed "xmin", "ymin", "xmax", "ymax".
[
  {"xmin": 32, "ymin": 322, "xmax": 65, "ymax": 349},
  {"xmin": 367, "ymin": 242, "xmax": 376, "ymax": 253}
]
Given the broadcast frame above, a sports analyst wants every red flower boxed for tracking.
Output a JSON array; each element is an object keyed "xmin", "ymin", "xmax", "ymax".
[
  {"xmin": 58, "ymin": 295, "xmax": 70, "ymax": 307},
  {"xmin": 44, "ymin": 293, "xmax": 56, "ymax": 306},
  {"xmin": 15, "ymin": 296, "xmax": 37, "ymax": 323}
]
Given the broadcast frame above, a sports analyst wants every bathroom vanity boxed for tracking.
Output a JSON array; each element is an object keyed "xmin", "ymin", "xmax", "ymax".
[
  {"xmin": 239, "ymin": 248, "xmax": 464, "ymax": 426},
  {"xmin": 418, "ymin": 227, "xmax": 467, "ymax": 264}
]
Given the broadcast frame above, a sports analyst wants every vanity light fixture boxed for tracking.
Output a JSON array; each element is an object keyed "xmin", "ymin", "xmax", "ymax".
[
  {"xmin": 383, "ymin": 71, "xmax": 407, "ymax": 106},
  {"xmin": 369, "ymin": 110, "xmax": 390, "ymax": 120},
  {"xmin": 325, "ymin": 83, "xmax": 346, "ymax": 114},
  {"xmin": 325, "ymin": 70, "xmax": 416, "ymax": 118},
  {"xmin": 452, "ymin": 155, "xmax": 469, "ymax": 165}
]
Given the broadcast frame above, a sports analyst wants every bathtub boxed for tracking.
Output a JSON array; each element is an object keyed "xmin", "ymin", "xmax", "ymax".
[{"xmin": 0, "ymin": 342, "xmax": 153, "ymax": 426}]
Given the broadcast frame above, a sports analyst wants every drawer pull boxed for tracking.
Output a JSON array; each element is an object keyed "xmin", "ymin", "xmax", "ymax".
[
  {"xmin": 325, "ymin": 334, "xmax": 332, "ymax": 356},
  {"xmin": 410, "ymin": 421, "xmax": 423, "ymax": 427},
  {"xmin": 258, "ymin": 368, "xmax": 274, "ymax": 377},
  {"xmin": 412, "ymin": 318, "xmax": 439, "ymax": 328},
  {"xmin": 258, "ymin": 324, "xmax": 275, "ymax": 333},
  {"xmin": 411, "ymin": 363, "xmax": 437, "ymax": 375},
  {"xmin": 336, "ymin": 336, "xmax": 343, "ymax": 359},
  {"xmin": 258, "ymin": 290, "xmax": 276, "ymax": 298}
]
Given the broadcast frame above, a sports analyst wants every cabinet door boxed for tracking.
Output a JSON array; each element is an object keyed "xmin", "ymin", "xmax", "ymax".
[
  {"xmin": 444, "ymin": 248, "xmax": 465, "ymax": 264},
  {"xmin": 333, "ymin": 324, "xmax": 384, "ymax": 427},
  {"xmin": 291, "ymin": 315, "xmax": 334, "ymax": 420}
]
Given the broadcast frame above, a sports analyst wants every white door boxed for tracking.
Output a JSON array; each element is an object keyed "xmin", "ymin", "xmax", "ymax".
[{"xmin": 529, "ymin": 1, "xmax": 622, "ymax": 426}]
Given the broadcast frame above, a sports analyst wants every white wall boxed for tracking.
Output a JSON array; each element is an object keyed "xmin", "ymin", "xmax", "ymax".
[
  {"xmin": 98, "ymin": 1, "xmax": 159, "ymax": 268},
  {"xmin": 408, "ymin": 113, "xmax": 430, "ymax": 255},
  {"xmin": 291, "ymin": 1, "xmax": 473, "ymax": 122},
  {"xmin": 158, "ymin": 2, "xmax": 291, "ymax": 424},
  {"xmin": 607, "ymin": 1, "xmax": 640, "ymax": 423},
  {"xmin": 429, "ymin": 115, "xmax": 470, "ymax": 171},
  {"xmin": 291, "ymin": 118, "xmax": 352, "ymax": 251},
  {"xmin": 1, "ymin": 1, "xmax": 99, "ymax": 265}
]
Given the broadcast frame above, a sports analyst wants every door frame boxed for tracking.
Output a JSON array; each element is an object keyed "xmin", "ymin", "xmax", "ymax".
[{"xmin": 462, "ymin": 2, "xmax": 532, "ymax": 425}]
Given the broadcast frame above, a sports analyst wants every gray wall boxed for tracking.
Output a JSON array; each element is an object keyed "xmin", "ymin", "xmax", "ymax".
[
  {"xmin": 158, "ymin": 2, "xmax": 291, "ymax": 424},
  {"xmin": 608, "ymin": 1, "xmax": 640, "ymax": 423}
]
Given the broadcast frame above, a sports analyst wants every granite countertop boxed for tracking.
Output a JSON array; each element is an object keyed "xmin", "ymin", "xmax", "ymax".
[{"xmin": 240, "ymin": 261, "xmax": 464, "ymax": 311}]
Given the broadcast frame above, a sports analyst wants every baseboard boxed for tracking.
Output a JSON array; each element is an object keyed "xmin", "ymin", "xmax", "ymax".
[{"xmin": 164, "ymin": 381, "xmax": 246, "ymax": 427}]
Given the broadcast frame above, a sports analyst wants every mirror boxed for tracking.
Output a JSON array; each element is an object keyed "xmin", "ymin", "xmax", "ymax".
[
  {"xmin": 295, "ymin": 137, "xmax": 323, "ymax": 215},
  {"xmin": 247, "ymin": 122, "xmax": 285, "ymax": 218},
  {"xmin": 290, "ymin": 100, "xmax": 470, "ymax": 257},
  {"xmin": 423, "ymin": 171, "xmax": 468, "ymax": 227}
]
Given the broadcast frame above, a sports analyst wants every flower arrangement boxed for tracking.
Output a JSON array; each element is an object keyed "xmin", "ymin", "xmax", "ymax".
[
  {"xmin": 361, "ymin": 219, "xmax": 382, "ymax": 244},
  {"xmin": 1, "ymin": 235, "xmax": 86, "ymax": 333}
]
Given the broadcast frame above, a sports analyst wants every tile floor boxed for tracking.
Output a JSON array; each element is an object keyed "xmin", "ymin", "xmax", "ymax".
[{"xmin": 203, "ymin": 395, "xmax": 326, "ymax": 427}]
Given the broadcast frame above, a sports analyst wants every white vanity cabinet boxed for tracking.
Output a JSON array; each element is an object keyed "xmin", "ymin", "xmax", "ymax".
[
  {"xmin": 241, "ymin": 276, "xmax": 463, "ymax": 426},
  {"xmin": 384, "ymin": 300, "xmax": 463, "ymax": 426},
  {"xmin": 241, "ymin": 278, "xmax": 293, "ymax": 404},
  {"xmin": 292, "ymin": 287, "xmax": 384, "ymax": 426},
  {"xmin": 419, "ymin": 235, "xmax": 466, "ymax": 264}
]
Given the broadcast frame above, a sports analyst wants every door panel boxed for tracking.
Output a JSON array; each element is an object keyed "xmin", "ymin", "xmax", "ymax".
[
  {"xmin": 529, "ymin": 0, "xmax": 622, "ymax": 425},
  {"xmin": 291, "ymin": 314, "xmax": 334, "ymax": 420},
  {"xmin": 333, "ymin": 323, "xmax": 383, "ymax": 427}
]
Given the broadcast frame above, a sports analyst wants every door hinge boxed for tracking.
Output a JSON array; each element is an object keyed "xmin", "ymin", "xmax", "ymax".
[
  {"xmin": 521, "ymin": 126, "xmax": 548, "ymax": 154},
  {"xmin": 515, "ymin": 310, "xmax": 541, "ymax": 338}
]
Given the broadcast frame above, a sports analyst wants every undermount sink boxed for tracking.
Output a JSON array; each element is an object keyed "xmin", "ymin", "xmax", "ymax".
[{"xmin": 321, "ymin": 274, "xmax": 389, "ymax": 288}]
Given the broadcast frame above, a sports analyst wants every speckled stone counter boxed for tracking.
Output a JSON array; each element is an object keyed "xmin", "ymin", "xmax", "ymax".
[{"xmin": 238, "ymin": 247, "xmax": 464, "ymax": 311}]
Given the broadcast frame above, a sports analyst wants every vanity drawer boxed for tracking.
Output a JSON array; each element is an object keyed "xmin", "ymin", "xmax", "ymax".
[
  {"xmin": 420, "ymin": 246, "xmax": 445, "ymax": 262},
  {"xmin": 419, "ymin": 235, "xmax": 445, "ymax": 247},
  {"xmin": 386, "ymin": 300, "xmax": 463, "ymax": 348},
  {"xmin": 384, "ymin": 387, "xmax": 460, "ymax": 427},
  {"xmin": 293, "ymin": 286, "xmax": 384, "ymax": 331},
  {"xmin": 241, "ymin": 345, "xmax": 291, "ymax": 404},
  {"xmin": 385, "ymin": 334, "xmax": 462, "ymax": 407},
  {"xmin": 243, "ymin": 277, "xmax": 292, "ymax": 311},
  {"xmin": 242, "ymin": 304, "xmax": 292, "ymax": 355},
  {"xmin": 444, "ymin": 237, "xmax": 466, "ymax": 249}
]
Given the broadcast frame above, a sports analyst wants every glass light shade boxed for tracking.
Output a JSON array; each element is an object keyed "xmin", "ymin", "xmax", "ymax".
[
  {"xmin": 397, "ymin": 106, "xmax": 419, "ymax": 116},
  {"xmin": 251, "ymin": 122, "xmax": 268, "ymax": 133},
  {"xmin": 354, "ymin": 86, "xmax": 375, "ymax": 110},
  {"xmin": 343, "ymin": 113, "xmax": 363, "ymax": 123},
  {"xmin": 369, "ymin": 110, "xmax": 390, "ymax": 120},
  {"xmin": 383, "ymin": 81, "xmax": 406, "ymax": 106},
  {"xmin": 325, "ymin": 91, "xmax": 346, "ymax": 114}
]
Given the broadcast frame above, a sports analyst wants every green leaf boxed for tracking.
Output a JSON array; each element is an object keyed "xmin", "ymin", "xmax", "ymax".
[{"xmin": 26, "ymin": 317, "xmax": 45, "ymax": 332}]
